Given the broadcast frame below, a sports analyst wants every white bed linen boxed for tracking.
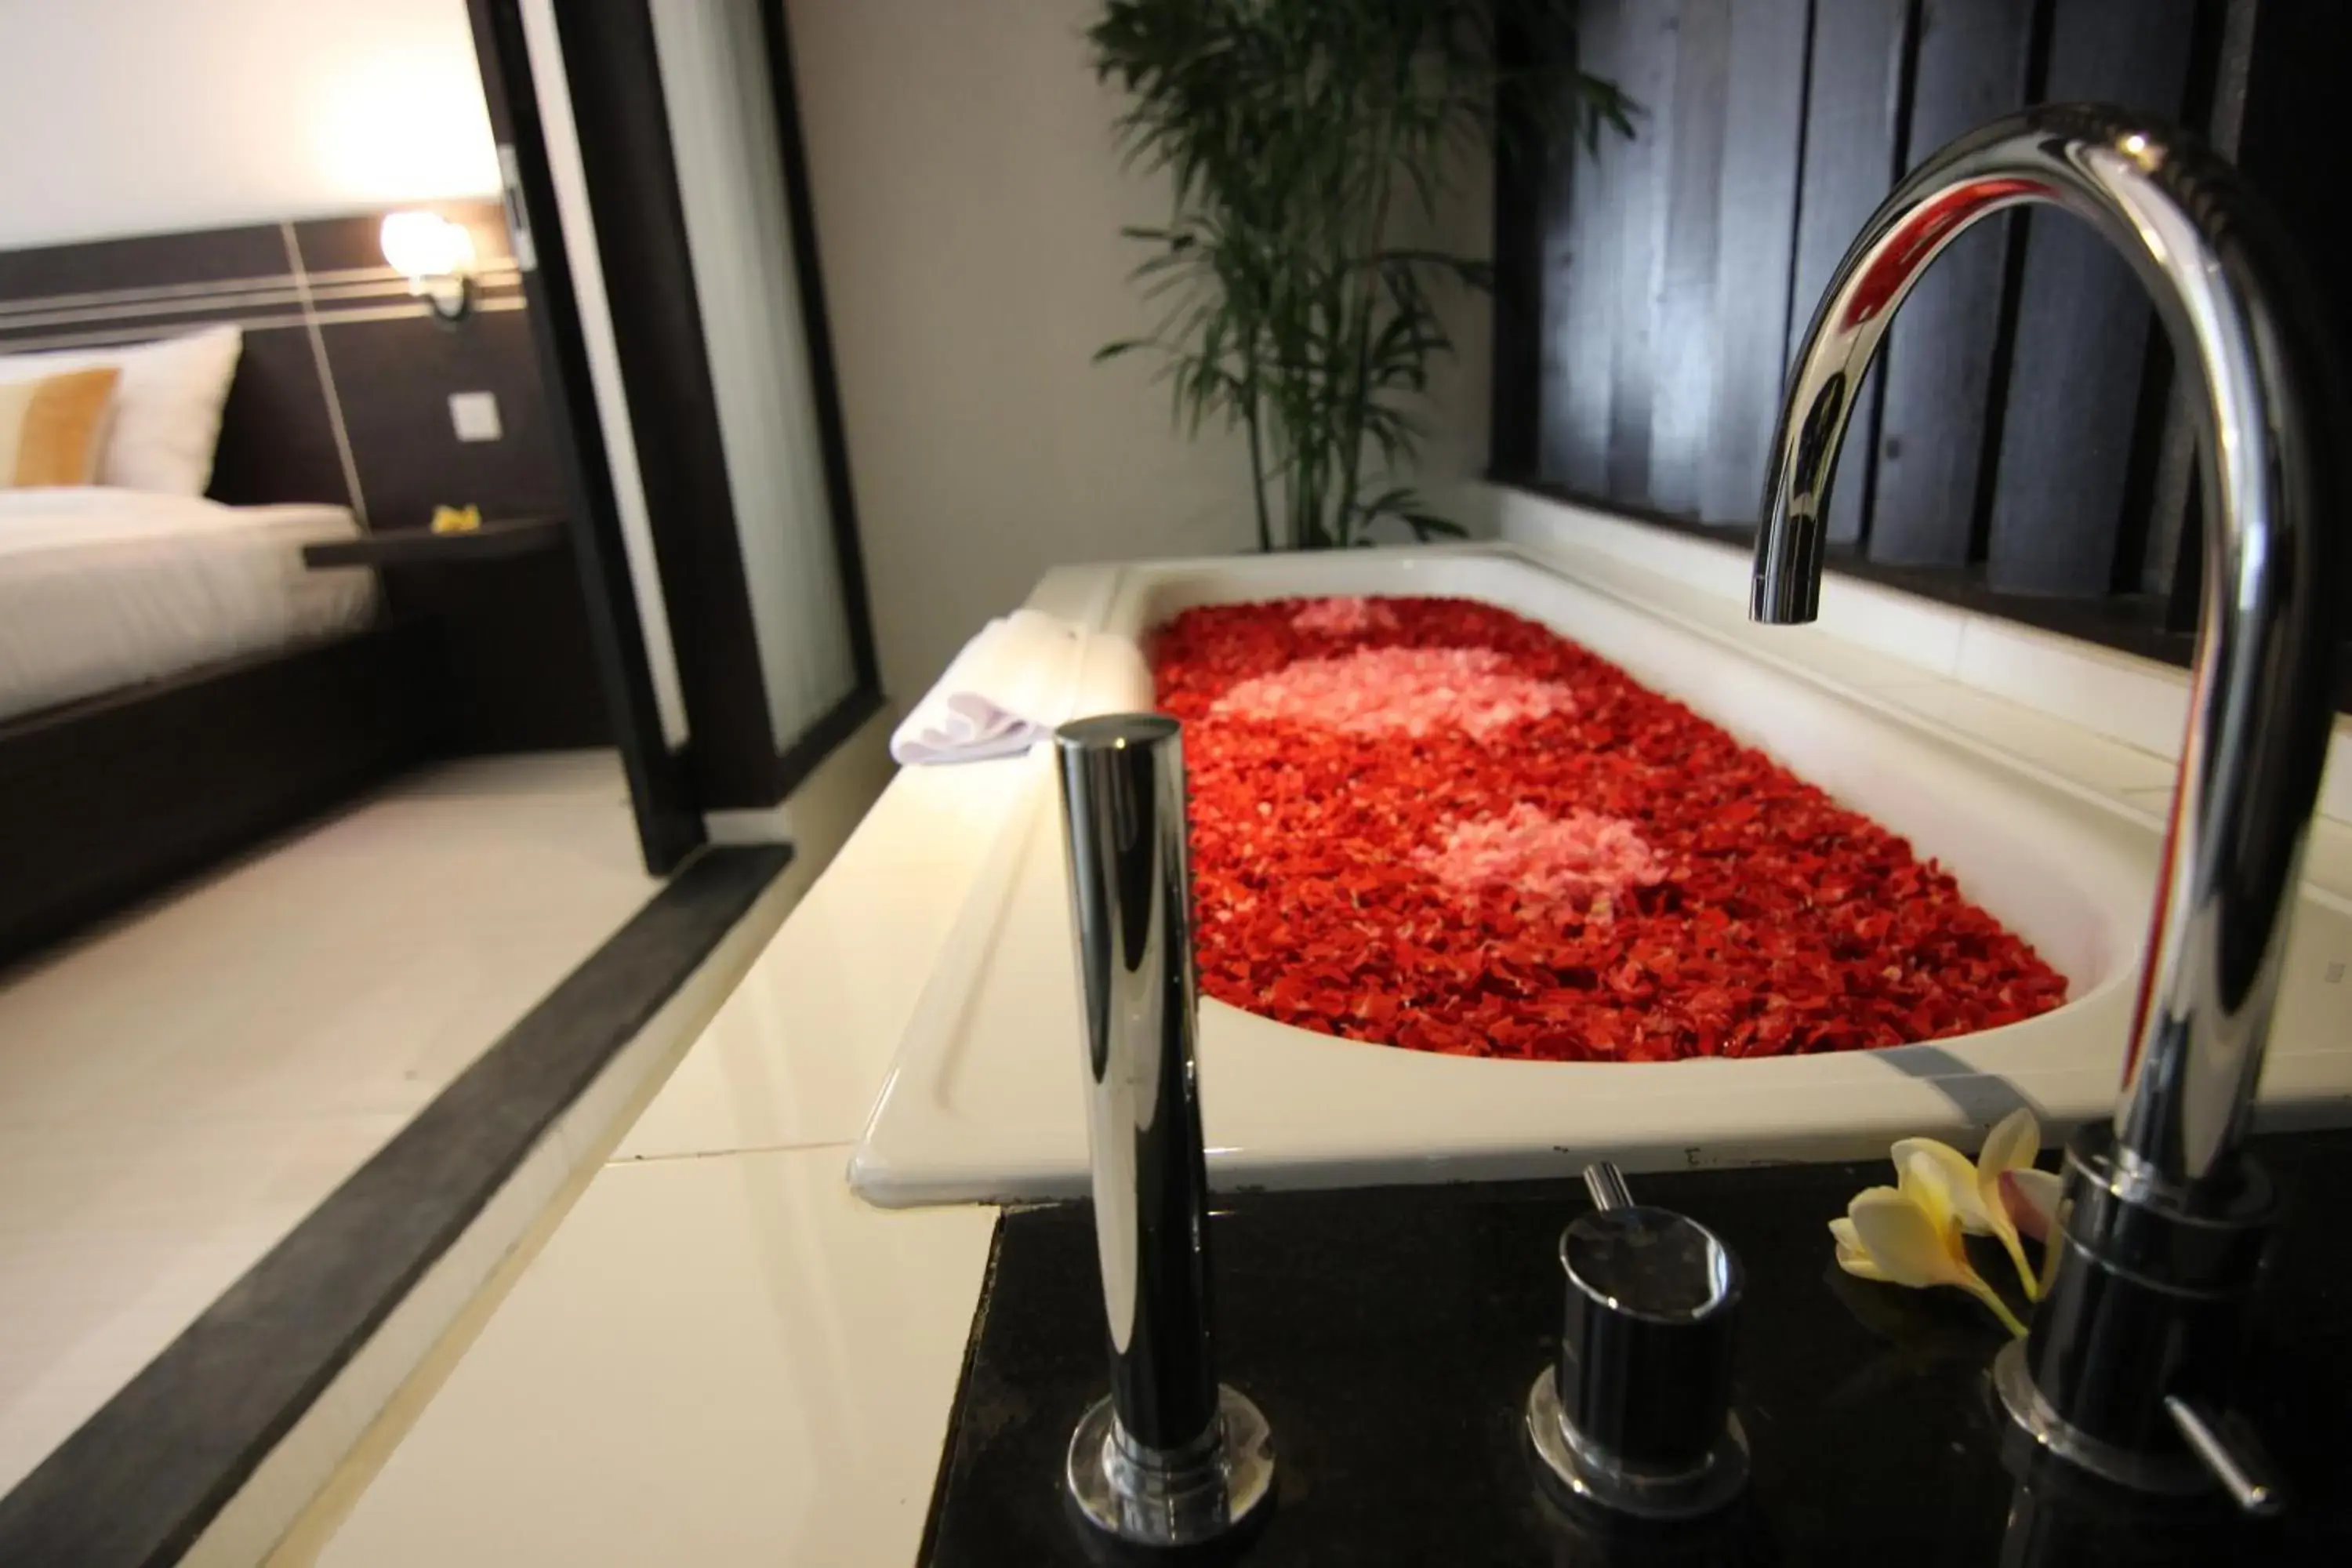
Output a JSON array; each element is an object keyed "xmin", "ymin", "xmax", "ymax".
[{"xmin": 0, "ymin": 488, "xmax": 378, "ymax": 723}]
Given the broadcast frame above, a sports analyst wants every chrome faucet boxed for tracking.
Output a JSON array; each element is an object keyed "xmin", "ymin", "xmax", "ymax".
[
  {"xmin": 1754, "ymin": 103, "xmax": 2342, "ymax": 1501},
  {"xmin": 1053, "ymin": 713, "xmax": 1276, "ymax": 1546}
]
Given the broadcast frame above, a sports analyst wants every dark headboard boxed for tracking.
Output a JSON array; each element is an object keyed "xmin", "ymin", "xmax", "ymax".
[{"xmin": 0, "ymin": 200, "xmax": 564, "ymax": 531}]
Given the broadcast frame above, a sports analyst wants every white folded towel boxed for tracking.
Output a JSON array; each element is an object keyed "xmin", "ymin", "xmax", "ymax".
[{"xmin": 890, "ymin": 608, "xmax": 1152, "ymax": 765}]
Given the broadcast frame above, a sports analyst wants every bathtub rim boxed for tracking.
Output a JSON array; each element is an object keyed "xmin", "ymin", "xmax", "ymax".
[{"xmin": 848, "ymin": 543, "xmax": 2345, "ymax": 1207}]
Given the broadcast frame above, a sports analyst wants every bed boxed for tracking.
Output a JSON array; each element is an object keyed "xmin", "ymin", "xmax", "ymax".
[
  {"xmin": 0, "ymin": 488, "xmax": 379, "ymax": 722},
  {"xmin": 0, "ymin": 612, "xmax": 437, "ymax": 961},
  {"xmin": 0, "ymin": 488, "xmax": 431, "ymax": 964},
  {"xmin": 0, "ymin": 261, "xmax": 449, "ymax": 966},
  {"xmin": 0, "ymin": 205, "xmax": 586, "ymax": 966},
  {"xmin": 0, "ymin": 476, "xmax": 434, "ymax": 969},
  {"xmin": 0, "ymin": 489, "xmax": 409, "ymax": 963}
]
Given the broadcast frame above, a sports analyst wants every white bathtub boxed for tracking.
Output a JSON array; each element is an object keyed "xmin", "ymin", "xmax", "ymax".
[{"xmin": 851, "ymin": 544, "xmax": 2352, "ymax": 1205}]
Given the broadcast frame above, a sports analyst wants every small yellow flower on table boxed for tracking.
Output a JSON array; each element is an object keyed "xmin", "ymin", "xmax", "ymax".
[{"xmin": 1830, "ymin": 1107, "xmax": 2063, "ymax": 1337}]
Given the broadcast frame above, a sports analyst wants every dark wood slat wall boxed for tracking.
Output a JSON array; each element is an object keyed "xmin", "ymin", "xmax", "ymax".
[
  {"xmin": 1507, "ymin": 0, "xmax": 2351, "ymax": 698},
  {"xmin": 1985, "ymin": 0, "xmax": 2198, "ymax": 595},
  {"xmin": 1526, "ymin": 0, "xmax": 2230, "ymax": 587},
  {"xmin": 1644, "ymin": 0, "xmax": 1732, "ymax": 517},
  {"xmin": 1543, "ymin": 0, "xmax": 1623, "ymax": 491},
  {"xmin": 1786, "ymin": 0, "xmax": 1912, "ymax": 546},
  {"xmin": 1488, "ymin": 10, "xmax": 1548, "ymax": 481},
  {"xmin": 1866, "ymin": 0, "xmax": 2034, "ymax": 567},
  {"xmin": 2136, "ymin": 0, "xmax": 2249, "ymax": 613},
  {"xmin": 1602, "ymin": 0, "xmax": 1682, "ymax": 503},
  {"xmin": 1696, "ymin": 0, "xmax": 1812, "ymax": 525}
]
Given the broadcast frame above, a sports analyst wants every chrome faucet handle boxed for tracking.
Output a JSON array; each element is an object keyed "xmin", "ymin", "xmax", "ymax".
[
  {"xmin": 1053, "ymin": 713, "xmax": 1275, "ymax": 1549},
  {"xmin": 2165, "ymin": 1397, "xmax": 2285, "ymax": 1516},
  {"xmin": 1528, "ymin": 1175, "xmax": 1748, "ymax": 1520},
  {"xmin": 1582, "ymin": 1160, "xmax": 1635, "ymax": 1213}
]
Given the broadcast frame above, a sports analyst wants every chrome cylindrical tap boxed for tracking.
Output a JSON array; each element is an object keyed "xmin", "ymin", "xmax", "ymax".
[
  {"xmin": 1527, "ymin": 1164, "xmax": 1749, "ymax": 1520},
  {"xmin": 1750, "ymin": 103, "xmax": 2343, "ymax": 1499},
  {"xmin": 1054, "ymin": 713, "xmax": 1274, "ymax": 1547}
]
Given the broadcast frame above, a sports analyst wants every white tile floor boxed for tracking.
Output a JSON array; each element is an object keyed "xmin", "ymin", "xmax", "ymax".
[
  {"xmin": 613, "ymin": 760, "xmax": 1033, "ymax": 1163},
  {"xmin": 297, "ymin": 1146, "xmax": 995, "ymax": 1568},
  {"xmin": 0, "ymin": 750, "xmax": 658, "ymax": 1497}
]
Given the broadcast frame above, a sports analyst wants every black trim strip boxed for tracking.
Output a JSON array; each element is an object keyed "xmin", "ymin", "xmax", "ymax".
[
  {"xmin": 913, "ymin": 1217, "xmax": 1004, "ymax": 1568},
  {"xmin": 0, "ymin": 845, "xmax": 790, "ymax": 1568}
]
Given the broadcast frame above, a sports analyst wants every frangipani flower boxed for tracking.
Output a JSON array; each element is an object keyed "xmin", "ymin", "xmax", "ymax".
[
  {"xmin": 1998, "ymin": 1165, "xmax": 2063, "ymax": 1240},
  {"xmin": 1892, "ymin": 1107, "xmax": 2048, "ymax": 1300},
  {"xmin": 1998, "ymin": 1165, "xmax": 2065, "ymax": 1298},
  {"xmin": 1830, "ymin": 1146, "xmax": 2029, "ymax": 1338}
]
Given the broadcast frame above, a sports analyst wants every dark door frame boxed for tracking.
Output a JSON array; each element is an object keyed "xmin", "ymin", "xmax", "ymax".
[
  {"xmin": 757, "ymin": 0, "xmax": 887, "ymax": 713},
  {"xmin": 505, "ymin": 0, "xmax": 886, "ymax": 813},
  {"xmin": 748, "ymin": 0, "xmax": 884, "ymax": 789},
  {"xmin": 464, "ymin": 0, "xmax": 703, "ymax": 873}
]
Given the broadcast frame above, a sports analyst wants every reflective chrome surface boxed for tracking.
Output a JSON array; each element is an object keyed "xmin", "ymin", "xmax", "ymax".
[
  {"xmin": 1529, "ymin": 1182, "xmax": 1748, "ymax": 1520},
  {"xmin": 1054, "ymin": 713, "xmax": 1272, "ymax": 1545},
  {"xmin": 1755, "ymin": 103, "xmax": 2339, "ymax": 1191},
  {"xmin": 1992, "ymin": 1339, "xmax": 2209, "ymax": 1497},
  {"xmin": 1754, "ymin": 104, "xmax": 2342, "ymax": 1497},
  {"xmin": 2170, "ymin": 1398, "xmax": 2285, "ymax": 1517},
  {"xmin": 1526, "ymin": 1370, "xmax": 1749, "ymax": 1522},
  {"xmin": 1066, "ymin": 1386, "xmax": 1276, "ymax": 1546},
  {"xmin": 1581, "ymin": 1160, "xmax": 1635, "ymax": 1214},
  {"xmin": 2165, "ymin": 1395, "xmax": 2286, "ymax": 1515}
]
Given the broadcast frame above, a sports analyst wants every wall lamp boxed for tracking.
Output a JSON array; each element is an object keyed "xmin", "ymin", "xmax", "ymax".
[{"xmin": 380, "ymin": 211, "xmax": 477, "ymax": 325}]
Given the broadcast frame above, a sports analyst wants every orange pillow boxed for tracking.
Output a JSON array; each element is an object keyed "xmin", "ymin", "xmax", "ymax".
[{"xmin": 0, "ymin": 366, "xmax": 121, "ymax": 488}]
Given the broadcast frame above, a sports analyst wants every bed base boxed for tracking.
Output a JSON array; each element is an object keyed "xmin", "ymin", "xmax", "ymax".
[{"xmin": 0, "ymin": 620, "xmax": 441, "ymax": 969}]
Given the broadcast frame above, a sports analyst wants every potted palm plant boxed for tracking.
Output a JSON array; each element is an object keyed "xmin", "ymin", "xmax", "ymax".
[{"xmin": 1091, "ymin": 0, "xmax": 1627, "ymax": 550}]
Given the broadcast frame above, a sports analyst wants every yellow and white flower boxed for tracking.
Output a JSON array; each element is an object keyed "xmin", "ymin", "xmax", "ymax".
[
  {"xmin": 1997, "ymin": 1163, "xmax": 2065, "ymax": 1298},
  {"xmin": 1890, "ymin": 1106, "xmax": 2050, "ymax": 1301},
  {"xmin": 1829, "ymin": 1115, "xmax": 2052, "ymax": 1338}
]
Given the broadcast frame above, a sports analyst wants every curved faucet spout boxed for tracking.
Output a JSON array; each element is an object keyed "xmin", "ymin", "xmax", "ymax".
[{"xmin": 1753, "ymin": 103, "xmax": 2342, "ymax": 1196}]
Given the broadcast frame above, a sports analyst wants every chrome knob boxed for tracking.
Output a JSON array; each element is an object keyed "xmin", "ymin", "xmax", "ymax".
[
  {"xmin": 2165, "ymin": 1396, "xmax": 2285, "ymax": 1515},
  {"xmin": 1529, "ymin": 1167, "xmax": 1748, "ymax": 1519}
]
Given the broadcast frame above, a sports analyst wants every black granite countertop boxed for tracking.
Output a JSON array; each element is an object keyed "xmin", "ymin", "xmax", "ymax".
[{"xmin": 922, "ymin": 1129, "xmax": 2352, "ymax": 1566}]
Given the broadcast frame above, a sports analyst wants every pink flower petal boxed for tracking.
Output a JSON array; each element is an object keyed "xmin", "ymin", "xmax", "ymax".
[
  {"xmin": 1998, "ymin": 1167, "xmax": 2063, "ymax": 1243},
  {"xmin": 1418, "ymin": 804, "xmax": 1667, "ymax": 907},
  {"xmin": 1211, "ymin": 644, "xmax": 1574, "ymax": 739},
  {"xmin": 1290, "ymin": 596, "xmax": 1399, "ymax": 636}
]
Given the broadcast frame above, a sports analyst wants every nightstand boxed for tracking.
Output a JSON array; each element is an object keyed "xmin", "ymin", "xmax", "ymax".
[
  {"xmin": 299, "ymin": 515, "xmax": 565, "ymax": 569},
  {"xmin": 307, "ymin": 516, "xmax": 606, "ymax": 754}
]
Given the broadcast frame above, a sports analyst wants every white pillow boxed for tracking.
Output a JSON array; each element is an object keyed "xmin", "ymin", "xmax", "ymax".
[{"xmin": 0, "ymin": 325, "xmax": 244, "ymax": 496}]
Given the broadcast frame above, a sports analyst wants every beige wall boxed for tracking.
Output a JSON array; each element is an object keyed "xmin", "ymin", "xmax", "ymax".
[
  {"xmin": 783, "ymin": 0, "xmax": 1494, "ymax": 704},
  {"xmin": 0, "ymin": 0, "xmax": 495, "ymax": 249}
]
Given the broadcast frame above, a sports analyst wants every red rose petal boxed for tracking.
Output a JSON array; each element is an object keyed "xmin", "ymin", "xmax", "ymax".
[{"xmin": 1152, "ymin": 595, "xmax": 2068, "ymax": 1063}]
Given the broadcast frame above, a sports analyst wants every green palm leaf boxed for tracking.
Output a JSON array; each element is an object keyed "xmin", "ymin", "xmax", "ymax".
[{"xmin": 1091, "ymin": 0, "xmax": 1628, "ymax": 550}]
